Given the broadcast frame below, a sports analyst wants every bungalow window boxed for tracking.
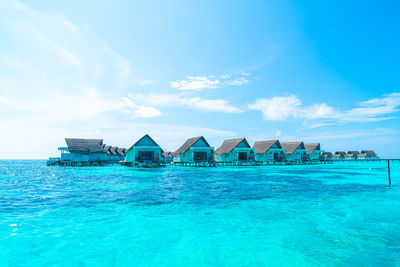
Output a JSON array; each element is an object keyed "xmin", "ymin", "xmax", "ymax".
[
  {"xmin": 193, "ymin": 152, "xmax": 207, "ymax": 161},
  {"xmin": 137, "ymin": 151, "xmax": 154, "ymax": 161}
]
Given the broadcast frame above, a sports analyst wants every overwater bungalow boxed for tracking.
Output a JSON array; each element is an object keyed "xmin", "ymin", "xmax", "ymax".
[
  {"xmin": 358, "ymin": 150, "xmax": 378, "ymax": 159},
  {"xmin": 125, "ymin": 134, "xmax": 163, "ymax": 166},
  {"xmin": 253, "ymin": 140, "xmax": 286, "ymax": 162},
  {"xmin": 58, "ymin": 138, "xmax": 108, "ymax": 163},
  {"xmin": 215, "ymin": 138, "xmax": 255, "ymax": 162},
  {"xmin": 331, "ymin": 151, "xmax": 346, "ymax": 160},
  {"xmin": 280, "ymin": 142, "xmax": 309, "ymax": 162},
  {"xmin": 305, "ymin": 143, "xmax": 324, "ymax": 161},
  {"xmin": 324, "ymin": 152, "xmax": 333, "ymax": 160},
  {"xmin": 344, "ymin": 151, "xmax": 360, "ymax": 160},
  {"xmin": 175, "ymin": 136, "xmax": 214, "ymax": 162}
]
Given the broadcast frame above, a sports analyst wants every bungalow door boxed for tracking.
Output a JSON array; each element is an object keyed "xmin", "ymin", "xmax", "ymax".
[
  {"xmin": 193, "ymin": 151, "xmax": 207, "ymax": 161},
  {"xmin": 238, "ymin": 152, "xmax": 247, "ymax": 161}
]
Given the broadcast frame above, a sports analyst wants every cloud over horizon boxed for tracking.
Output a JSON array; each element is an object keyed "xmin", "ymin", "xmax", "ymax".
[{"xmin": 248, "ymin": 93, "xmax": 400, "ymax": 126}]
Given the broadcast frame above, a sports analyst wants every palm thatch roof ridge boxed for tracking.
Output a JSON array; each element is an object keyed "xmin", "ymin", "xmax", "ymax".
[
  {"xmin": 65, "ymin": 138, "xmax": 105, "ymax": 153},
  {"xmin": 175, "ymin": 136, "xmax": 211, "ymax": 154},
  {"xmin": 305, "ymin": 143, "xmax": 320, "ymax": 154},
  {"xmin": 215, "ymin": 138, "xmax": 250, "ymax": 155},
  {"xmin": 117, "ymin": 148, "xmax": 126, "ymax": 156},
  {"xmin": 253, "ymin": 140, "xmax": 281, "ymax": 154},
  {"xmin": 361, "ymin": 150, "xmax": 377, "ymax": 157},
  {"xmin": 280, "ymin": 142, "xmax": 305, "ymax": 154}
]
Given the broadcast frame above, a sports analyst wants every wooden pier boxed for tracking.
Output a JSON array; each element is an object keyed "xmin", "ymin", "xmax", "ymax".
[
  {"xmin": 124, "ymin": 161, "xmax": 167, "ymax": 168},
  {"xmin": 172, "ymin": 161, "xmax": 217, "ymax": 167},
  {"xmin": 170, "ymin": 160, "xmax": 332, "ymax": 167},
  {"xmin": 47, "ymin": 158, "xmax": 123, "ymax": 167}
]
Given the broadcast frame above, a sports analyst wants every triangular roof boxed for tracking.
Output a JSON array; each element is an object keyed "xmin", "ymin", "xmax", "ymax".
[
  {"xmin": 103, "ymin": 145, "xmax": 112, "ymax": 155},
  {"xmin": 110, "ymin": 146, "xmax": 118, "ymax": 155},
  {"xmin": 324, "ymin": 152, "xmax": 333, "ymax": 157},
  {"xmin": 65, "ymin": 138, "xmax": 105, "ymax": 153},
  {"xmin": 361, "ymin": 150, "xmax": 376, "ymax": 156},
  {"xmin": 116, "ymin": 148, "xmax": 126, "ymax": 156},
  {"xmin": 333, "ymin": 151, "xmax": 346, "ymax": 156},
  {"xmin": 215, "ymin": 138, "xmax": 250, "ymax": 155},
  {"xmin": 127, "ymin": 134, "xmax": 161, "ymax": 151},
  {"xmin": 305, "ymin": 143, "xmax": 320, "ymax": 154},
  {"xmin": 280, "ymin": 142, "xmax": 305, "ymax": 154},
  {"xmin": 253, "ymin": 140, "xmax": 281, "ymax": 154},
  {"xmin": 162, "ymin": 151, "xmax": 174, "ymax": 158},
  {"xmin": 348, "ymin": 150, "xmax": 360, "ymax": 155},
  {"xmin": 175, "ymin": 136, "xmax": 211, "ymax": 154}
]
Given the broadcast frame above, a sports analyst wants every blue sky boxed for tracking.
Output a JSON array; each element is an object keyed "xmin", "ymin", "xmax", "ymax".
[{"xmin": 1, "ymin": 0, "xmax": 400, "ymax": 158}]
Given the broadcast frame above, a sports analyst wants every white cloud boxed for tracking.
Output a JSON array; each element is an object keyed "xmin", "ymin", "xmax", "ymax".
[
  {"xmin": 225, "ymin": 77, "xmax": 249, "ymax": 86},
  {"xmin": 126, "ymin": 93, "xmax": 242, "ymax": 113},
  {"xmin": 169, "ymin": 73, "xmax": 250, "ymax": 91},
  {"xmin": 248, "ymin": 95, "xmax": 303, "ymax": 120},
  {"xmin": 248, "ymin": 92, "xmax": 400, "ymax": 125},
  {"xmin": 133, "ymin": 106, "xmax": 162, "ymax": 118},
  {"xmin": 170, "ymin": 76, "xmax": 220, "ymax": 91}
]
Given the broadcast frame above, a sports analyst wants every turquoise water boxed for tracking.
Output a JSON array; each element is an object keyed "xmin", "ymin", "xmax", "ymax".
[{"xmin": 1, "ymin": 160, "xmax": 400, "ymax": 266}]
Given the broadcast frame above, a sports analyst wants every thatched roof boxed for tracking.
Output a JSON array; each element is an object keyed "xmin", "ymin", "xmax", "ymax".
[
  {"xmin": 253, "ymin": 140, "xmax": 281, "ymax": 154},
  {"xmin": 348, "ymin": 151, "xmax": 360, "ymax": 155},
  {"xmin": 305, "ymin": 143, "xmax": 320, "ymax": 154},
  {"xmin": 280, "ymin": 142, "xmax": 305, "ymax": 154},
  {"xmin": 175, "ymin": 136, "xmax": 211, "ymax": 154},
  {"xmin": 324, "ymin": 152, "xmax": 333, "ymax": 157},
  {"xmin": 110, "ymin": 146, "xmax": 118, "ymax": 155},
  {"xmin": 103, "ymin": 145, "xmax": 112, "ymax": 155},
  {"xmin": 162, "ymin": 151, "xmax": 174, "ymax": 158},
  {"xmin": 65, "ymin": 138, "xmax": 105, "ymax": 153},
  {"xmin": 215, "ymin": 138, "xmax": 250, "ymax": 155},
  {"xmin": 333, "ymin": 151, "xmax": 346, "ymax": 157},
  {"xmin": 361, "ymin": 150, "xmax": 377, "ymax": 157},
  {"xmin": 117, "ymin": 148, "xmax": 126, "ymax": 156}
]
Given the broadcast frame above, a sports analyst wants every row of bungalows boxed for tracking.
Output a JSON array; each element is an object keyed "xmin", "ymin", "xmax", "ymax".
[
  {"xmin": 171, "ymin": 137, "xmax": 324, "ymax": 164},
  {"xmin": 324, "ymin": 150, "xmax": 378, "ymax": 160},
  {"xmin": 49, "ymin": 138, "xmax": 126, "ymax": 165},
  {"xmin": 49, "ymin": 135, "xmax": 327, "ymax": 167}
]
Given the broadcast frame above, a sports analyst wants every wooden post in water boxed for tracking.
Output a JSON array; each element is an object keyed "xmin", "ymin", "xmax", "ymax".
[{"xmin": 388, "ymin": 160, "xmax": 391, "ymax": 186}]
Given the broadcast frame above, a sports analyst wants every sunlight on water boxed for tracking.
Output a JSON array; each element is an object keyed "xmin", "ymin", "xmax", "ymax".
[{"xmin": 0, "ymin": 160, "xmax": 399, "ymax": 266}]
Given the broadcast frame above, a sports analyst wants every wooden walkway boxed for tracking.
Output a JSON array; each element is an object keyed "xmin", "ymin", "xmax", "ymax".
[
  {"xmin": 47, "ymin": 159, "xmax": 122, "ymax": 167},
  {"xmin": 170, "ymin": 160, "xmax": 332, "ymax": 167}
]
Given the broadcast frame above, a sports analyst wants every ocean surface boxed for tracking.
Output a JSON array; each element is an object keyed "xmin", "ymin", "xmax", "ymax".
[{"xmin": 0, "ymin": 160, "xmax": 400, "ymax": 266}]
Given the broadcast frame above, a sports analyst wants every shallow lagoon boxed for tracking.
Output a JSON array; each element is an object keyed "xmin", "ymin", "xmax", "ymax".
[{"xmin": 0, "ymin": 160, "xmax": 399, "ymax": 266}]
